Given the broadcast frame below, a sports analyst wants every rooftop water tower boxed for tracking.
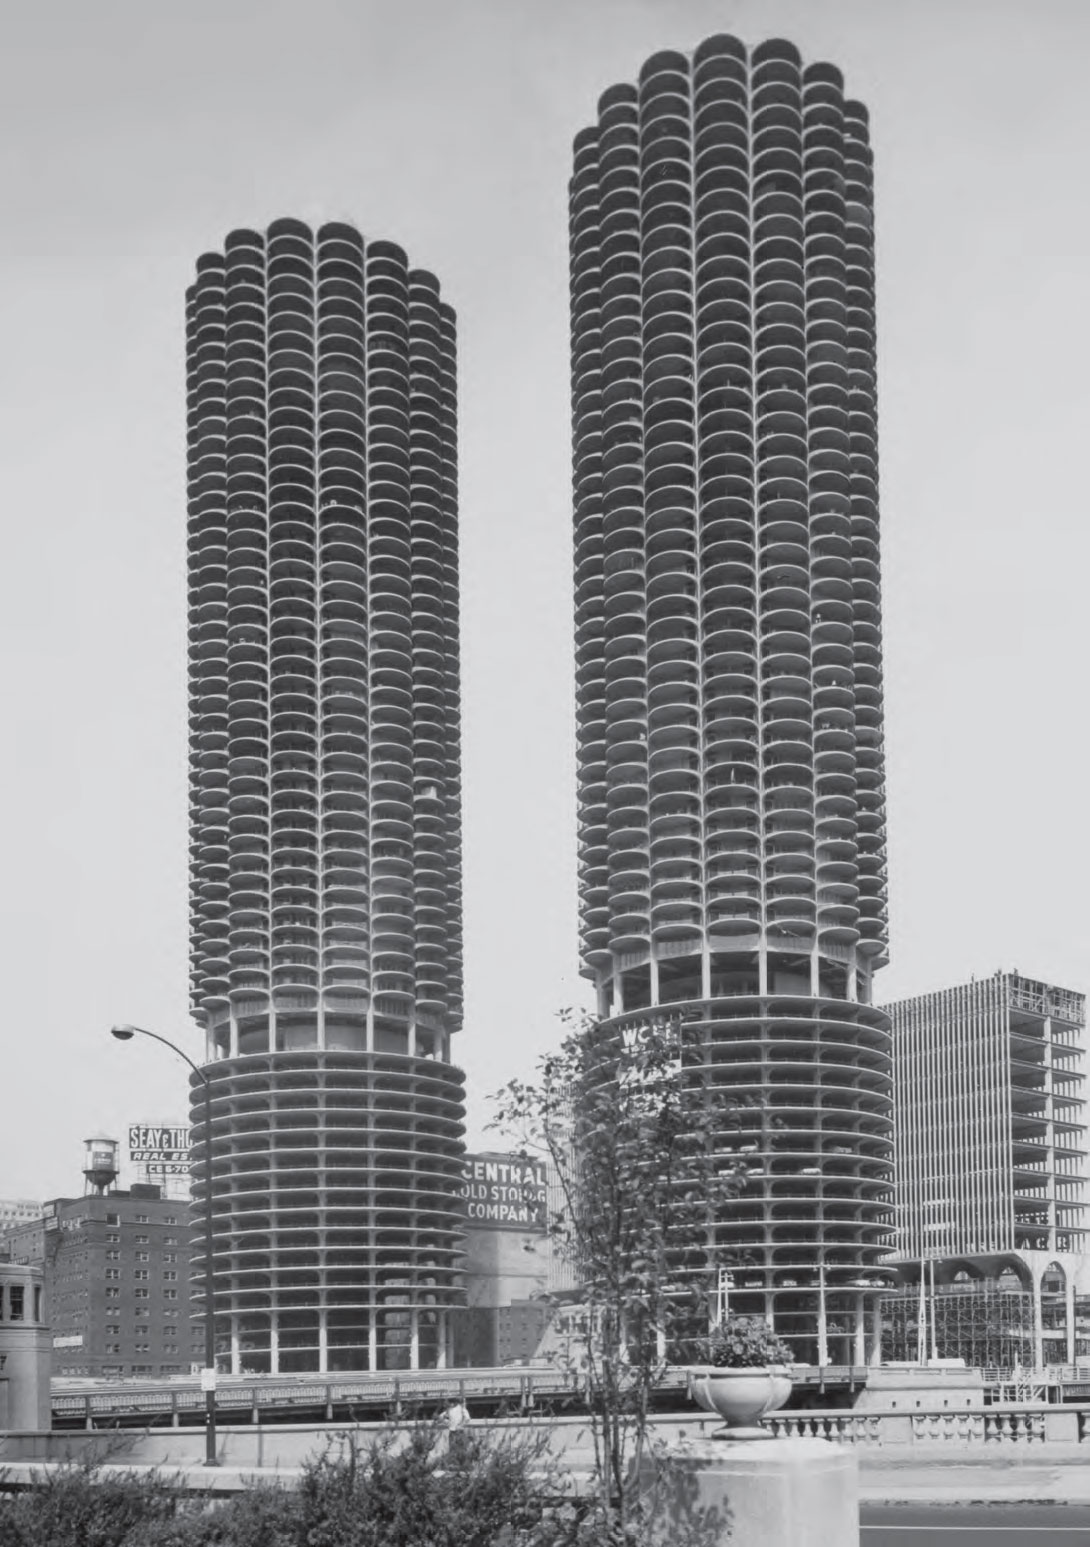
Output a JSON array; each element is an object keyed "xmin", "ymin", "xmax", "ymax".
[{"xmin": 82, "ymin": 1135, "xmax": 119, "ymax": 1195}]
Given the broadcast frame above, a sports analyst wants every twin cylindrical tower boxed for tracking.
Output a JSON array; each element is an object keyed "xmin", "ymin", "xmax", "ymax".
[
  {"xmin": 186, "ymin": 220, "xmax": 466, "ymax": 1373},
  {"xmin": 569, "ymin": 36, "xmax": 893, "ymax": 1361}
]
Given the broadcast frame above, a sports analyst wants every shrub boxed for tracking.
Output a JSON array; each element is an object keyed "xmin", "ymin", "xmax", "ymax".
[
  {"xmin": 123, "ymin": 1484, "xmax": 299, "ymax": 1547},
  {"xmin": 296, "ymin": 1423, "xmax": 562, "ymax": 1547},
  {"xmin": 704, "ymin": 1315, "xmax": 792, "ymax": 1369},
  {"xmin": 0, "ymin": 1463, "xmax": 178, "ymax": 1547},
  {"xmin": 0, "ymin": 1424, "xmax": 660, "ymax": 1547}
]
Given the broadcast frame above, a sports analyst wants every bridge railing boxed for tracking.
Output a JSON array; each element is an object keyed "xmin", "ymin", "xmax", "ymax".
[{"xmin": 51, "ymin": 1366, "xmax": 585, "ymax": 1429}]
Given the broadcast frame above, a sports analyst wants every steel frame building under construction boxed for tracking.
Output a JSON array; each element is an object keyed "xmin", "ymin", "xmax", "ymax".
[{"xmin": 884, "ymin": 972, "xmax": 1089, "ymax": 1369}]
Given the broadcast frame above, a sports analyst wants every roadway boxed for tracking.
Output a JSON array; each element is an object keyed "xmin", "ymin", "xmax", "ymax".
[{"xmin": 861, "ymin": 1504, "xmax": 1090, "ymax": 1543}]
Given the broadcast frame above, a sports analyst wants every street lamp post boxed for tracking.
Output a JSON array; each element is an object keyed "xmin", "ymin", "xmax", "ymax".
[{"xmin": 110, "ymin": 1023, "xmax": 219, "ymax": 1466}]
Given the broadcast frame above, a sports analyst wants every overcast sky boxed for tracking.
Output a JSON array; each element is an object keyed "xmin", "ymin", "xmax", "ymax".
[{"xmin": 1, "ymin": 0, "xmax": 1088, "ymax": 1202}]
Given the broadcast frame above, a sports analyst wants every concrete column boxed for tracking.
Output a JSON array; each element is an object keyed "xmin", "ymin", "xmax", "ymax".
[
  {"xmin": 853, "ymin": 1294, "xmax": 866, "ymax": 1367},
  {"xmin": 868, "ymin": 1299, "xmax": 883, "ymax": 1366},
  {"xmin": 368, "ymin": 1319, "xmax": 378, "ymax": 1373},
  {"xmin": 649, "ymin": 956, "xmax": 659, "ymax": 1006},
  {"xmin": 318, "ymin": 1309, "xmax": 328, "ymax": 1373},
  {"xmin": 229, "ymin": 1319, "xmax": 241, "ymax": 1376},
  {"xmin": 409, "ymin": 1309, "xmax": 420, "ymax": 1369},
  {"xmin": 1033, "ymin": 1271, "xmax": 1044, "ymax": 1371},
  {"xmin": 816, "ymin": 1276, "xmax": 829, "ymax": 1368},
  {"xmin": 270, "ymin": 1312, "xmax": 280, "ymax": 1377},
  {"xmin": 641, "ymin": 1437, "xmax": 858, "ymax": 1547},
  {"xmin": 1066, "ymin": 1275, "xmax": 1076, "ymax": 1365}
]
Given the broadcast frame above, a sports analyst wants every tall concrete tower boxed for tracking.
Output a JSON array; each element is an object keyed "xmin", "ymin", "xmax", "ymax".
[
  {"xmin": 570, "ymin": 36, "xmax": 892, "ymax": 1361},
  {"xmin": 186, "ymin": 218, "xmax": 465, "ymax": 1374}
]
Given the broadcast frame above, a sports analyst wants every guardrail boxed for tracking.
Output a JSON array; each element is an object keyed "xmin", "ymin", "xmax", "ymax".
[
  {"xmin": 51, "ymin": 1368, "xmax": 587, "ymax": 1430},
  {"xmin": 51, "ymin": 1364, "xmax": 872, "ymax": 1431}
]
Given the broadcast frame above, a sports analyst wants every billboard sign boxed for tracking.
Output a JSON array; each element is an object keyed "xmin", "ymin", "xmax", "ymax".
[
  {"xmin": 128, "ymin": 1124, "xmax": 190, "ymax": 1167},
  {"xmin": 461, "ymin": 1152, "xmax": 548, "ymax": 1230}
]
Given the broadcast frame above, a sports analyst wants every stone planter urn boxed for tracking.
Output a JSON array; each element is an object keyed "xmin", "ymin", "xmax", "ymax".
[{"xmin": 687, "ymin": 1365, "xmax": 793, "ymax": 1440}]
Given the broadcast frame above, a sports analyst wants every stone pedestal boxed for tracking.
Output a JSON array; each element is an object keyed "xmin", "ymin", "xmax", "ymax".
[
  {"xmin": 0, "ymin": 1263, "xmax": 50, "ymax": 1432},
  {"xmin": 640, "ymin": 1436, "xmax": 858, "ymax": 1547}
]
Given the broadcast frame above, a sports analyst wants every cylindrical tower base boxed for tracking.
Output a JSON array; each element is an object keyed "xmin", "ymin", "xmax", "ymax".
[
  {"xmin": 189, "ymin": 1049, "xmax": 466, "ymax": 1375},
  {"xmin": 599, "ymin": 994, "xmax": 893, "ymax": 1363}
]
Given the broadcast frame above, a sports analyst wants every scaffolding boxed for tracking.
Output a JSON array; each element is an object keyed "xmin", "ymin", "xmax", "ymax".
[{"xmin": 880, "ymin": 1282, "xmax": 1034, "ymax": 1370}]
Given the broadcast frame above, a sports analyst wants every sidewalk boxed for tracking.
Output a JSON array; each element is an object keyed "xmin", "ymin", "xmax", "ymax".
[
  {"xmin": 859, "ymin": 1446, "xmax": 1090, "ymax": 1505},
  {"xmin": 4, "ymin": 1443, "xmax": 1090, "ymax": 1507}
]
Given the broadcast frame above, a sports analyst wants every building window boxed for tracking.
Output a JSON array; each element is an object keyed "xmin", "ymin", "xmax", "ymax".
[
  {"xmin": 163, "ymin": 1271, "xmax": 177, "ymax": 1282},
  {"xmin": 134, "ymin": 1289, "xmax": 150, "ymax": 1300},
  {"xmin": 164, "ymin": 1290, "xmax": 178, "ymax": 1301},
  {"xmin": 163, "ymin": 1309, "xmax": 179, "ymax": 1319},
  {"xmin": 163, "ymin": 1236, "xmax": 178, "ymax": 1245},
  {"xmin": 106, "ymin": 1325, "xmax": 121, "ymax": 1336},
  {"xmin": 135, "ymin": 1252, "xmax": 150, "ymax": 1262},
  {"xmin": 9, "ymin": 1287, "xmax": 24, "ymax": 1320},
  {"xmin": 107, "ymin": 1343, "xmax": 122, "ymax": 1354},
  {"xmin": 165, "ymin": 1216, "xmax": 178, "ymax": 1225},
  {"xmin": 106, "ymin": 1251, "xmax": 121, "ymax": 1261},
  {"xmin": 134, "ymin": 1271, "xmax": 149, "ymax": 1281},
  {"xmin": 134, "ymin": 1235, "xmax": 149, "ymax": 1245},
  {"xmin": 163, "ymin": 1254, "xmax": 177, "ymax": 1264},
  {"xmin": 106, "ymin": 1289, "xmax": 120, "ymax": 1299},
  {"xmin": 106, "ymin": 1214, "xmax": 119, "ymax": 1226},
  {"xmin": 105, "ymin": 1270, "xmax": 120, "ymax": 1281},
  {"xmin": 106, "ymin": 1233, "xmax": 120, "ymax": 1243}
]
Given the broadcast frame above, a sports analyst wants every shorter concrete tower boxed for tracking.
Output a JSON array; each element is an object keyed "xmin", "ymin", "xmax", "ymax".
[{"xmin": 186, "ymin": 218, "xmax": 466, "ymax": 1374}]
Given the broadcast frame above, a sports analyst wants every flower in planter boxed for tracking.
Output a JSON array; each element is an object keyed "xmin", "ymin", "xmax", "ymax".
[{"xmin": 704, "ymin": 1315, "xmax": 792, "ymax": 1369}]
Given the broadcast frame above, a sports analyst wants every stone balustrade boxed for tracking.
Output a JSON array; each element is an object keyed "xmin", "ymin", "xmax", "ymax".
[{"xmin": 764, "ymin": 1405, "xmax": 1085, "ymax": 1446}]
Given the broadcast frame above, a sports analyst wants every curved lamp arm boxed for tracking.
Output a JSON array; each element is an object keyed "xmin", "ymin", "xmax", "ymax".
[{"xmin": 110, "ymin": 1023, "xmax": 208, "ymax": 1086}]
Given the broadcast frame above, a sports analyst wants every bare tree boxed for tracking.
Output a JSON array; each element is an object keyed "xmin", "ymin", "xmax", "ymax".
[{"xmin": 491, "ymin": 1008, "xmax": 747, "ymax": 1542}]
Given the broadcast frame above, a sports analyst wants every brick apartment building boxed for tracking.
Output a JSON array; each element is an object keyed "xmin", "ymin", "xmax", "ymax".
[{"xmin": 1, "ymin": 1186, "xmax": 200, "ymax": 1379}]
